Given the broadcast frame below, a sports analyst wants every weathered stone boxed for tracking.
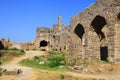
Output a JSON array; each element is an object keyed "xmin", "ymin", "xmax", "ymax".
[
  {"xmin": 2, "ymin": 69, "xmax": 22, "ymax": 75},
  {"xmin": 33, "ymin": 0, "xmax": 120, "ymax": 63},
  {"xmin": 96, "ymin": 64, "xmax": 113, "ymax": 73}
]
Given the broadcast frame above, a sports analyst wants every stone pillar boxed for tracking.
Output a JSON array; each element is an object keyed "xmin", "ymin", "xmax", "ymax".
[
  {"xmin": 58, "ymin": 16, "xmax": 62, "ymax": 26},
  {"xmin": 58, "ymin": 16, "xmax": 62, "ymax": 30}
]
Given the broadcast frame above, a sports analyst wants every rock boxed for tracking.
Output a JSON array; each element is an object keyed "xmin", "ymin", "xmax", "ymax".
[
  {"xmin": 97, "ymin": 64, "xmax": 113, "ymax": 73},
  {"xmin": 102, "ymin": 64, "xmax": 113, "ymax": 72},
  {"xmin": 39, "ymin": 61, "xmax": 45, "ymax": 65},
  {"xmin": 59, "ymin": 65, "xmax": 64, "ymax": 68},
  {"xmin": 2, "ymin": 69, "xmax": 23, "ymax": 75},
  {"xmin": 73, "ymin": 65, "xmax": 83, "ymax": 70}
]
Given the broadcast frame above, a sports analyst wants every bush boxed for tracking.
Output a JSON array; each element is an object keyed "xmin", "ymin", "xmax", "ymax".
[
  {"xmin": 48, "ymin": 56, "xmax": 65, "ymax": 67},
  {"xmin": 34, "ymin": 56, "xmax": 40, "ymax": 60},
  {"xmin": 17, "ymin": 49, "xmax": 25, "ymax": 55},
  {"xmin": 32, "ymin": 48, "xmax": 36, "ymax": 51},
  {"xmin": 48, "ymin": 50, "xmax": 56, "ymax": 55},
  {"xmin": 60, "ymin": 74, "xmax": 64, "ymax": 79},
  {"xmin": 0, "ymin": 68, "xmax": 2, "ymax": 76},
  {"xmin": 3, "ymin": 46, "xmax": 9, "ymax": 50},
  {"xmin": 26, "ymin": 49, "xmax": 29, "ymax": 51},
  {"xmin": 20, "ymin": 49, "xmax": 25, "ymax": 53},
  {"xmin": 10, "ymin": 47, "xmax": 19, "ymax": 50}
]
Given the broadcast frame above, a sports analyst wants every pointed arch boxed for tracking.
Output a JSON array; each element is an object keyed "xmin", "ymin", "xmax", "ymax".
[
  {"xmin": 74, "ymin": 24, "xmax": 85, "ymax": 41},
  {"xmin": 91, "ymin": 15, "xmax": 107, "ymax": 41}
]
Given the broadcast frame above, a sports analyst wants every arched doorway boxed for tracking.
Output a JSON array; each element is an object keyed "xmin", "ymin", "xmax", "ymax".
[
  {"xmin": 91, "ymin": 15, "xmax": 108, "ymax": 61},
  {"xmin": 74, "ymin": 24, "xmax": 85, "ymax": 41},
  {"xmin": 91, "ymin": 15, "xmax": 107, "ymax": 41},
  {"xmin": 0, "ymin": 41, "xmax": 4, "ymax": 50},
  {"xmin": 40, "ymin": 40, "xmax": 48, "ymax": 47}
]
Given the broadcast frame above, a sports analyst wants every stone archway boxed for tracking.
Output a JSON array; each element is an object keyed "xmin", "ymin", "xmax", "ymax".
[
  {"xmin": 91, "ymin": 15, "xmax": 108, "ymax": 61},
  {"xmin": 74, "ymin": 24, "xmax": 85, "ymax": 41},
  {"xmin": 40, "ymin": 40, "xmax": 48, "ymax": 47},
  {"xmin": 91, "ymin": 15, "xmax": 107, "ymax": 41}
]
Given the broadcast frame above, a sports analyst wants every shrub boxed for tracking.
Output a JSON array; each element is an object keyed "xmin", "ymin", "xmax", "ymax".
[
  {"xmin": 92, "ymin": 78, "xmax": 97, "ymax": 80},
  {"xmin": 60, "ymin": 74, "xmax": 64, "ymax": 79},
  {"xmin": 34, "ymin": 56, "xmax": 40, "ymax": 60},
  {"xmin": 32, "ymin": 48, "xmax": 36, "ymax": 50},
  {"xmin": 20, "ymin": 49, "xmax": 25, "ymax": 53},
  {"xmin": 48, "ymin": 56, "xmax": 65, "ymax": 67},
  {"xmin": 3, "ymin": 46, "xmax": 9, "ymax": 50},
  {"xmin": 26, "ymin": 49, "xmax": 29, "ymax": 51},
  {"xmin": 48, "ymin": 50, "xmax": 56, "ymax": 55},
  {"xmin": 0, "ymin": 68, "xmax": 2, "ymax": 76},
  {"xmin": 52, "ymin": 49, "xmax": 57, "ymax": 51},
  {"xmin": 10, "ymin": 47, "xmax": 19, "ymax": 50},
  {"xmin": 18, "ymin": 52, "xmax": 24, "ymax": 55}
]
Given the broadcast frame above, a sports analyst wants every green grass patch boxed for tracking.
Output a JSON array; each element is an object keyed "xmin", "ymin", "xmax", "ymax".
[
  {"xmin": 20, "ymin": 57, "xmax": 68, "ymax": 71},
  {"xmin": 20, "ymin": 58, "xmax": 46, "ymax": 69},
  {"xmin": 20, "ymin": 50, "xmax": 68, "ymax": 70}
]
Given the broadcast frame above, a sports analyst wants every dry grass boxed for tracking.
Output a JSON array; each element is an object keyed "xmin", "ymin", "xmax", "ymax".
[{"xmin": 36, "ymin": 70, "xmax": 79, "ymax": 80}]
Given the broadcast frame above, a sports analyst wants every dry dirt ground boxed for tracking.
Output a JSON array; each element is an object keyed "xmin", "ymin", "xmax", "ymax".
[
  {"xmin": 0, "ymin": 51, "xmax": 120, "ymax": 80},
  {"xmin": 0, "ymin": 51, "xmax": 47, "ymax": 80}
]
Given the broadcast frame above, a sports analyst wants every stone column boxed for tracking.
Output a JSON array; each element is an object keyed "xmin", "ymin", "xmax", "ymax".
[{"xmin": 58, "ymin": 16, "xmax": 62, "ymax": 25}]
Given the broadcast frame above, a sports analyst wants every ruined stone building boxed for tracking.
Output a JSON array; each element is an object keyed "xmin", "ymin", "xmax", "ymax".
[
  {"xmin": 34, "ymin": 0, "xmax": 120, "ymax": 63},
  {"xmin": 0, "ymin": 38, "xmax": 12, "ymax": 48},
  {"xmin": 34, "ymin": 16, "xmax": 70, "ymax": 51}
]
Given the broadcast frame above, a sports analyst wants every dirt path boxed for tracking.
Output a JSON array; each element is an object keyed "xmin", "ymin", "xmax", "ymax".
[{"xmin": 0, "ymin": 51, "xmax": 47, "ymax": 80}]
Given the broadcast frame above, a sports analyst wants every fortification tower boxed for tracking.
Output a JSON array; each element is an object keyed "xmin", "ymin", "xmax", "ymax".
[{"xmin": 35, "ymin": 27, "xmax": 50, "ymax": 50}]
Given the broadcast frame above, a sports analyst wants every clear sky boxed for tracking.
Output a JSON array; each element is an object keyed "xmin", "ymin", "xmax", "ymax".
[{"xmin": 0, "ymin": 0, "xmax": 96, "ymax": 43}]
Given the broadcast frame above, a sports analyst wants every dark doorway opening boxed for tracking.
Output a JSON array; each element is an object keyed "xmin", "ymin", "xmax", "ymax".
[
  {"xmin": 91, "ymin": 15, "xmax": 107, "ymax": 41},
  {"xmin": 0, "ymin": 41, "xmax": 4, "ymax": 50},
  {"xmin": 40, "ymin": 40, "xmax": 48, "ymax": 47},
  {"xmin": 74, "ymin": 24, "xmax": 85, "ymax": 41},
  {"xmin": 117, "ymin": 13, "xmax": 120, "ymax": 20},
  {"xmin": 100, "ymin": 46, "xmax": 108, "ymax": 61}
]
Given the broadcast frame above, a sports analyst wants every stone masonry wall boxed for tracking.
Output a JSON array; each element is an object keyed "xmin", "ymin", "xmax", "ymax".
[
  {"xmin": 34, "ymin": 0, "xmax": 120, "ymax": 63},
  {"xmin": 70, "ymin": 0, "xmax": 120, "ymax": 62}
]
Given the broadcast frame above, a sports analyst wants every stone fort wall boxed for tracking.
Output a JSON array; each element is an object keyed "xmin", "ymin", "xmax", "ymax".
[{"xmin": 34, "ymin": 0, "xmax": 120, "ymax": 63}]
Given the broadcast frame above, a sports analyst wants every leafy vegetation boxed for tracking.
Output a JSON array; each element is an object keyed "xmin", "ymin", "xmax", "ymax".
[
  {"xmin": 60, "ymin": 74, "xmax": 65, "ymax": 79},
  {"xmin": 48, "ymin": 56, "xmax": 65, "ymax": 68},
  {"xmin": 48, "ymin": 50, "xmax": 57, "ymax": 55},
  {"xmin": 3, "ymin": 46, "xmax": 9, "ymax": 50},
  {"xmin": 26, "ymin": 49, "xmax": 29, "ymax": 51},
  {"xmin": 20, "ymin": 50, "xmax": 67, "ymax": 70},
  {"xmin": 20, "ymin": 49, "xmax": 108, "ymax": 71},
  {"xmin": 0, "ymin": 68, "xmax": 2, "ymax": 76},
  {"xmin": 32, "ymin": 48, "xmax": 36, "ymax": 51}
]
